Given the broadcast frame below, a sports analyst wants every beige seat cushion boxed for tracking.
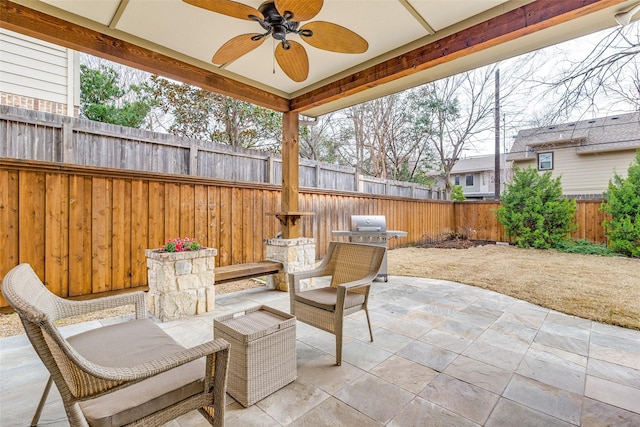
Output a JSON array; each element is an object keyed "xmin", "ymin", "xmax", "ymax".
[
  {"xmin": 69, "ymin": 319, "xmax": 205, "ymax": 427},
  {"xmin": 295, "ymin": 287, "xmax": 365, "ymax": 311}
]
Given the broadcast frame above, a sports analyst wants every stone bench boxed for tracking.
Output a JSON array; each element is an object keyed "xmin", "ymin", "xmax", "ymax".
[{"xmin": 215, "ymin": 261, "xmax": 283, "ymax": 284}]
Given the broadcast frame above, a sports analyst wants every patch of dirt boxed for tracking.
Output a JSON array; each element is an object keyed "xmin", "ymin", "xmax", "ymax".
[
  {"xmin": 215, "ymin": 278, "xmax": 266, "ymax": 295},
  {"xmin": 418, "ymin": 238, "xmax": 496, "ymax": 249}
]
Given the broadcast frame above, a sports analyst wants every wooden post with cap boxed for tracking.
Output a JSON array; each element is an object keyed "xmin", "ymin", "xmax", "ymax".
[
  {"xmin": 267, "ymin": 111, "xmax": 314, "ymax": 237},
  {"xmin": 280, "ymin": 111, "xmax": 300, "ymax": 238}
]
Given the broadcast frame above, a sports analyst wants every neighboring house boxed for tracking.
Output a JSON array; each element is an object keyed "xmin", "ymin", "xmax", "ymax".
[
  {"xmin": 507, "ymin": 113, "xmax": 640, "ymax": 198},
  {"xmin": 448, "ymin": 154, "xmax": 510, "ymax": 200},
  {"xmin": 0, "ymin": 28, "xmax": 79, "ymax": 117}
]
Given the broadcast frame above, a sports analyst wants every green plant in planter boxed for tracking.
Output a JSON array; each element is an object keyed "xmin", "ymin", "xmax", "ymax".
[{"xmin": 163, "ymin": 237, "xmax": 202, "ymax": 252}]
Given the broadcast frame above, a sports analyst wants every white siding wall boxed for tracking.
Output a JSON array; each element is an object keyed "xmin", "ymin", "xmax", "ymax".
[
  {"xmin": 0, "ymin": 29, "xmax": 78, "ymax": 113},
  {"xmin": 552, "ymin": 149, "xmax": 635, "ymax": 195},
  {"xmin": 512, "ymin": 150, "xmax": 636, "ymax": 196}
]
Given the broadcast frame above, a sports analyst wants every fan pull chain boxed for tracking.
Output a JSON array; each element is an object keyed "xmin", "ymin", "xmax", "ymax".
[{"xmin": 272, "ymin": 38, "xmax": 276, "ymax": 75}]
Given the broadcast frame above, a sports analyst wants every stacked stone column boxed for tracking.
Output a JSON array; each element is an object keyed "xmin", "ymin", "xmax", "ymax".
[
  {"xmin": 145, "ymin": 248, "xmax": 217, "ymax": 321},
  {"xmin": 265, "ymin": 238, "xmax": 316, "ymax": 291}
]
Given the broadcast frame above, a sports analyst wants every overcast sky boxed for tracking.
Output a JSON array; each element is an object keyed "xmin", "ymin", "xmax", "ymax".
[{"xmin": 470, "ymin": 22, "xmax": 639, "ymax": 156}]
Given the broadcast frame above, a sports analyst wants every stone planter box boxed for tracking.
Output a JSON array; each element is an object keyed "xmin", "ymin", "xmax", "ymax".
[{"xmin": 145, "ymin": 248, "xmax": 217, "ymax": 321}]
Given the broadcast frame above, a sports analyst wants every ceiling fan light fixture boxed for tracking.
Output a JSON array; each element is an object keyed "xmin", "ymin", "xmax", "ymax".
[{"xmin": 272, "ymin": 25, "xmax": 287, "ymax": 40}]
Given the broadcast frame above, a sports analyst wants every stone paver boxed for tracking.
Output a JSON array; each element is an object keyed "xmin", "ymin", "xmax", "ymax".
[
  {"xmin": 503, "ymin": 374, "xmax": 583, "ymax": 425},
  {"xmin": 2, "ymin": 276, "xmax": 639, "ymax": 426},
  {"xmin": 420, "ymin": 374, "xmax": 499, "ymax": 425},
  {"xmin": 335, "ymin": 373, "xmax": 414, "ymax": 424}
]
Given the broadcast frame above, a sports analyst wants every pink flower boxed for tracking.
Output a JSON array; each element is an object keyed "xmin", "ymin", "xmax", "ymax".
[{"xmin": 163, "ymin": 237, "xmax": 202, "ymax": 252}]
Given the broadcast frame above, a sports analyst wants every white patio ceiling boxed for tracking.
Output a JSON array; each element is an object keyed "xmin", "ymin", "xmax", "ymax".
[{"xmin": 1, "ymin": 0, "xmax": 634, "ymax": 116}]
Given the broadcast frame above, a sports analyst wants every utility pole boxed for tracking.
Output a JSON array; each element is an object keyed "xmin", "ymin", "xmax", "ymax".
[{"xmin": 494, "ymin": 69, "xmax": 501, "ymax": 200}]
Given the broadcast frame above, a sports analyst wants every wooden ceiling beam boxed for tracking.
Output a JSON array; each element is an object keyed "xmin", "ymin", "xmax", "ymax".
[
  {"xmin": 290, "ymin": 0, "xmax": 625, "ymax": 112},
  {"xmin": 0, "ymin": 0, "xmax": 290, "ymax": 112}
]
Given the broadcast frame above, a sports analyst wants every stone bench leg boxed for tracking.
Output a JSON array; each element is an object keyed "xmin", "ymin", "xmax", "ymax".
[{"xmin": 265, "ymin": 238, "xmax": 316, "ymax": 291}]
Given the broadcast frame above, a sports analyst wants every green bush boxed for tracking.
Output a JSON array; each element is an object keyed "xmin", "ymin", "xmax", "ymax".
[
  {"xmin": 601, "ymin": 150, "xmax": 640, "ymax": 258},
  {"xmin": 497, "ymin": 167, "xmax": 577, "ymax": 249},
  {"xmin": 450, "ymin": 185, "xmax": 466, "ymax": 201},
  {"xmin": 553, "ymin": 239, "xmax": 616, "ymax": 256}
]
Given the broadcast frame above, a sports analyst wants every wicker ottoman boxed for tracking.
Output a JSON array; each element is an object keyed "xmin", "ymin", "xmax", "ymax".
[{"xmin": 214, "ymin": 305, "xmax": 296, "ymax": 407}]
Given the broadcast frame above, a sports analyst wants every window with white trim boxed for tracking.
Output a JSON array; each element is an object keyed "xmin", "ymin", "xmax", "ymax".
[
  {"xmin": 465, "ymin": 174, "xmax": 474, "ymax": 186},
  {"xmin": 538, "ymin": 152, "xmax": 553, "ymax": 170}
]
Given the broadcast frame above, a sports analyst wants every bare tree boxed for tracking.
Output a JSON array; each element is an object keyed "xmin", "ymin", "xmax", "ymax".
[
  {"xmin": 415, "ymin": 66, "xmax": 497, "ymax": 192},
  {"xmin": 346, "ymin": 97, "xmax": 394, "ymax": 178},
  {"xmin": 411, "ymin": 54, "xmax": 538, "ymax": 193},
  {"xmin": 535, "ymin": 22, "xmax": 639, "ymax": 122},
  {"xmin": 343, "ymin": 93, "xmax": 437, "ymax": 182},
  {"xmin": 299, "ymin": 113, "xmax": 347, "ymax": 163}
]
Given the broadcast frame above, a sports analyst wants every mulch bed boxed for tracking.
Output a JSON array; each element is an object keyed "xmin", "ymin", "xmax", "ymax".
[{"xmin": 418, "ymin": 237, "xmax": 497, "ymax": 249}]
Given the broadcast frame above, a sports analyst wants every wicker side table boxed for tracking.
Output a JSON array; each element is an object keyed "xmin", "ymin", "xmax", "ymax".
[{"xmin": 214, "ymin": 305, "xmax": 296, "ymax": 407}]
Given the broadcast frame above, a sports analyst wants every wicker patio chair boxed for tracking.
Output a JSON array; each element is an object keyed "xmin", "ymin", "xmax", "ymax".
[
  {"xmin": 2, "ymin": 263, "xmax": 230, "ymax": 427},
  {"xmin": 289, "ymin": 241, "xmax": 386, "ymax": 365}
]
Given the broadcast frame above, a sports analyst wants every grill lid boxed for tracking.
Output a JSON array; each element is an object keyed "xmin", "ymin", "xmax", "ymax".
[{"xmin": 351, "ymin": 215, "xmax": 386, "ymax": 232}]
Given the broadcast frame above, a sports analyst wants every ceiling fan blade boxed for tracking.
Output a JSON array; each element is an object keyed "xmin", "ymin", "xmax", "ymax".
[
  {"xmin": 183, "ymin": 0, "xmax": 263, "ymax": 21},
  {"xmin": 275, "ymin": 0, "xmax": 323, "ymax": 21},
  {"xmin": 275, "ymin": 41, "xmax": 309, "ymax": 82},
  {"xmin": 300, "ymin": 22, "xmax": 368, "ymax": 54},
  {"xmin": 212, "ymin": 34, "xmax": 266, "ymax": 65}
]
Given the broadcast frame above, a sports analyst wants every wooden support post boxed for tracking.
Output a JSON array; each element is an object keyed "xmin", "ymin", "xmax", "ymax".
[{"xmin": 281, "ymin": 111, "xmax": 299, "ymax": 239}]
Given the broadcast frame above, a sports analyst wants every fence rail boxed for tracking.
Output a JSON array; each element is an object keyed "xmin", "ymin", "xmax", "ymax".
[
  {"xmin": 0, "ymin": 159, "xmax": 608, "ymax": 308},
  {"xmin": 0, "ymin": 105, "xmax": 444, "ymax": 199}
]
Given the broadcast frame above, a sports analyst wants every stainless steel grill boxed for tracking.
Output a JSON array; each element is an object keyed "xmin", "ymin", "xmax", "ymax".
[{"xmin": 332, "ymin": 215, "xmax": 407, "ymax": 281}]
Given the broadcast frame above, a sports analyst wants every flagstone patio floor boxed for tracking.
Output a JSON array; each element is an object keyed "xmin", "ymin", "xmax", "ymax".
[{"xmin": 2, "ymin": 276, "xmax": 639, "ymax": 426}]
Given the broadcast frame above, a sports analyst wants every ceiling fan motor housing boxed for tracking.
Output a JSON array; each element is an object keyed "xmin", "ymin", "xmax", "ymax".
[{"xmin": 259, "ymin": 1, "xmax": 303, "ymax": 42}]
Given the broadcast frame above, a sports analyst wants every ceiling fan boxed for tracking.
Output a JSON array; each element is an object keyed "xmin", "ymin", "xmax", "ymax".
[{"xmin": 183, "ymin": 0, "xmax": 369, "ymax": 82}]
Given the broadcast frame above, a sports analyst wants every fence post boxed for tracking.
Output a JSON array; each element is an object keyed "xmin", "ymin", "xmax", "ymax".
[
  {"xmin": 61, "ymin": 118, "xmax": 74, "ymax": 163},
  {"xmin": 315, "ymin": 163, "xmax": 321, "ymax": 188},
  {"xmin": 266, "ymin": 155, "xmax": 274, "ymax": 184},
  {"xmin": 452, "ymin": 201, "xmax": 458, "ymax": 234},
  {"xmin": 189, "ymin": 143, "xmax": 198, "ymax": 176}
]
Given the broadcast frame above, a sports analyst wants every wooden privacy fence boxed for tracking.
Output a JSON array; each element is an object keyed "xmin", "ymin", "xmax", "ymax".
[
  {"xmin": 0, "ymin": 159, "xmax": 607, "ymax": 308},
  {"xmin": 452, "ymin": 200, "xmax": 607, "ymax": 243},
  {"xmin": 0, "ymin": 105, "xmax": 443, "ymax": 199},
  {"xmin": 0, "ymin": 159, "xmax": 452, "ymax": 308}
]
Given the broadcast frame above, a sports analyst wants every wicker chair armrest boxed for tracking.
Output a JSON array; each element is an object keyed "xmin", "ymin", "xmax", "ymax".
[
  {"xmin": 57, "ymin": 291, "xmax": 147, "ymax": 320},
  {"xmin": 334, "ymin": 276, "xmax": 375, "ymax": 311},
  {"xmin": 289, "ymin": 266, "xmax": 333, "ymax": 292},
  {"xmin": 336, "ymin": 275, "xmax": 376, "ymax": 291},
  {"xmin": 291, "ymin": 266, "xmax": 332, "ymax": 281},
  {"xmin": 80, "ymin": 338, "xmax": 230, "ymax": 383}
]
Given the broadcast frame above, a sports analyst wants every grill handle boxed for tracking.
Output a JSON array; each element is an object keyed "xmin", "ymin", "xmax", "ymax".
[{"xmin": 356, "ymin": 226, "xmax": 382, "ymax": 232}]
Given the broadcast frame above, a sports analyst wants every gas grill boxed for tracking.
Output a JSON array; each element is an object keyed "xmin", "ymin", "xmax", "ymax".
[{"xmin": 332, "ymin": 215, "xmax": 407, "ymax": 281}]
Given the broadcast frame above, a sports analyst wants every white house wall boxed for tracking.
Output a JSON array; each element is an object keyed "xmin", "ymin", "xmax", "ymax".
[
  {"xmin": 0, "ymin": 28, "xmax": 78, "ymax": 115},
  {"xmin": 512, "ymin": 149, "xmax": 636, "ymax": 197},
  {"xmin": 554, "ymin": 149, "xmax": 635, "ymax": 196}
]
